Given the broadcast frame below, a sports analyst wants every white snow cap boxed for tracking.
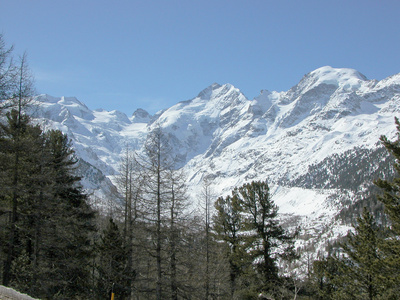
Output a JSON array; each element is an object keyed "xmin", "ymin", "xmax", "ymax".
[{"xmin": 305, "ymin": 66, "xmax": 368, "ymax": 90}]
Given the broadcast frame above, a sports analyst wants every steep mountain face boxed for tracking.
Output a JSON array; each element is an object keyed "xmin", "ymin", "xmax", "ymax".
[{"xmin": 30, "ymin": 66, "xmax": 400, "ymax": 253}]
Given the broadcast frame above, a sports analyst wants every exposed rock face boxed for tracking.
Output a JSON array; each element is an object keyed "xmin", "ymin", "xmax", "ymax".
[{"xmin": 29, "ymin": 66, "xmax": 400, "ymax": 253}]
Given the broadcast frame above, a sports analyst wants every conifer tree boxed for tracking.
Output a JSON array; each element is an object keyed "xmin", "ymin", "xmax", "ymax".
[
  {"xmin": 116, "ymin": 146, "xmax": 141, "ymax": 297},
  {"xmin": 141, "ymin": 126, "xmax": 172, "ymax": 299},
  {"xmin": 97, "ymin": 218, "xmax": 131, "ymax": 299},
  {"xmin": 0, "ymin": 110, "xmax": 45, "ymax": 287},
  {"xmin": 164, "ymin": 168, "xmax": 188, "ymax": 300},
  {"xmin": 374, "ymin": 117, "xmax": 400, "ymax": 295},
  {"xmin": 312, "ymin": 255, "xmax": 342, "ymax": 300},
  {"xmin": 338, "ymin": 208, "xmax": 383, "ymax": 299},
  {"xmin": 0, "ymin": 110, "xmax": 39, "ymax": 285},
  {"xmin": 133, "ymin": 125, "xmax": 189, "ymax": 299},
  {"xmin": 236, "ymin": 180, "xmax": 298, "ymax": 296},
  {"xmin": 0, "ymin": 51, "xmax": 35, "ymax": 286},
  {"xmin": 213, "ymin": 193, "xmax": 245, "ymax": 297},
  {"xmin": 311, "ymin": 118, "xmax": 400, "ymax": 299},
  {"xmin": 1, "ymin": 115, "xmax": 96, "ymax": 298},
  {"xmin": 198, "ymin": 178, "xmax": 214, "ymax": 299},
  {"xmin": 39, "ymin": 129, "xmax": 96, "ymax": 298}
]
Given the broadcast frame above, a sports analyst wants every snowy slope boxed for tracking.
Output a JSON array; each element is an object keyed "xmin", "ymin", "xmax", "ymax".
[
  {"xmin": 30, "ymin": 95, "xmax": 149, "ymax": 205},
  {"xmin": 29, "ymin": 66, "xmax": 400, "ymax": 251}
]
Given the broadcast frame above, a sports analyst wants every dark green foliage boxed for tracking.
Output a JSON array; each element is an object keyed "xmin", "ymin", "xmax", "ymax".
[
  {"xmin": 338, "ymin": 208, "xmax": 384, "ymax": 299},
  {"xmin": 288, "ymin": 146, "xmax": 394, "ymax": 191},
  {"xmin": 33, "ymin": 130, "xmax": 96, "ymax": 299},
  {"xmin": 213, "ymin": 180, "xmax": 298, "ymax": 298},
  {"xmin": 374, "ymin": 117, "xmax": 400, "ymax": 294},
  {"xmin": 0, "ymin": 110, "xmax": 44, "ymax": 288},
  {"xmin": 311, "ymin": 118, "xmax": 400, "ymax": 299},
  {"xmin": 236, "ymin": 180, "xmax": 298, "ymax": 296},
  {"xmin": 312, "ymin": 209, "xmax": 385, "ymax": 300},
  {"xmin": 97, "ymin": 218, "xmax": 131, "ymax": 299},
  {"xmin": 375, "ymin": 118, "xmax": 400, "ymax": 232},
  {"xmin": 0, "ymin": 113, "xmax": 96, "ymax": 299},
  {"xmin": 213, "ymin": 193, "xmax": 246, "ymax": 297},
  {"xmin": 312, "ymin": 255, "xmax": 342, "ymax": 299}
]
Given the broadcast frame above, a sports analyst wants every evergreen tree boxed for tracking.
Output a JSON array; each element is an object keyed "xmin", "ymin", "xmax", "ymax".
[
  {"xmin": 0, "ymin": 110, "xmax": 41, "ymax": 286},
  {"xmin": 39, "ymin": 129, "xmax": 96, "ymax": 298},
  {"xmin": 311, "ymin": 118, "xmax": 400, "ymax": 299},
  {"xmin": 312, "ymin": 255, "xmax": 342, "ymax": 300},
  {"xmin": 338, "ymin": 208, "xmax": 383, "ymax": 299},
  {"xmin": 311, "ymin": 209, "xmax": 384, "ymax": 300},
  {"xmin": 374, "ymin": 117, "xmax": 400, "ymax": 295},
  {"xmin": 213, "ymin": 193, "xmax": 245, "ymax": 297},
  {"xmin": 97, "ymin": 218, "xmax": 131, "ymax": 299},
  {"xmin": 1, "ymin": 123, "xmax": 97, "ymax": 298},
  {"xmin": 236, "ymin": 180, "xmax": 298, "ymax": 297},
  {"xmin": 0, "ymin": 50, "xmax": 35, "ymax": 286}
]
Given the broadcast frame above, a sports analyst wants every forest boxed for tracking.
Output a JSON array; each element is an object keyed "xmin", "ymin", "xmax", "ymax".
[{"xmin": 1, "ymin": 36, "xmax": 400, "ymax": 300}]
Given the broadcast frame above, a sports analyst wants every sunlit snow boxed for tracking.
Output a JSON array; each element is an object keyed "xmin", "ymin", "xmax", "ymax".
[{"xmin": 29, "ymin": 66, "xmax": 400, "ymax": 256}]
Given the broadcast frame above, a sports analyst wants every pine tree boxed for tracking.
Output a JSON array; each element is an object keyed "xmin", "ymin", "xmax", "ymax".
[
  {"xmin": 311, "ymin": 209, "xmax": 384, "ymax": 300},
  {"xmin": 0, "ymin": 110, "xmax": 41, "ymax": 286},
  {"xmin": 310, "ymin": 118, "xmax": 400, "ymax": 299},
  {"xmin": 213, "ymin": 192, "xmax": 245, "ymax": 297},
  {"xmin": 374, "ymin": 117, "xmax": 400, "ymax": 295},
  {"xmin": 312, "ymin": 255, "xmax": 341, "ymax": 300},
  {"xmin": 0, "ymin": 115, "xmax": 96, "ymax": 298},
  {"xmin": 39, "ymin": 129, "xmax": 96, "ymax": 298},
  {"xmin": 236, "ymin": 180, "xmax": 298, "ymax": 296},
  {"xmin": 0, "ymin": 51, "xmax": 35, "ymax": 286},
  {"xmin": 97, "ymin": 218, "xmax": 131, "ymax": 299},
  {"xmin": 338, "ymin": 208, "xmax": 383, "ymax": 299}
]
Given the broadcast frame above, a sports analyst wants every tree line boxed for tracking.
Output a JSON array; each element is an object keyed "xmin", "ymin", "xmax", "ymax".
[
  {"xmin": 2, "ymin": 34, "xmax": 400, "ymax": 299},
  {"xmin": 0, "ymin": 34, "xmax": 96, "ymax": 298},
  {"xmin": 310, "ymin": 118, "xmax": 400, "ymax": 299}
]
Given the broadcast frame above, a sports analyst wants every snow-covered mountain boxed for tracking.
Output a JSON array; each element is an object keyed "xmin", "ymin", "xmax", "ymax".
[{"xmin": 30, "ymin": 66, "xmax": 400, "ymax": 255}]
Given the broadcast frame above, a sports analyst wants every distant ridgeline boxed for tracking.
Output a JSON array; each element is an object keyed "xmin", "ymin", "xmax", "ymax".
[{"xmin": 29, "ymin": 65, "xmax": 400, "ymax": 254}]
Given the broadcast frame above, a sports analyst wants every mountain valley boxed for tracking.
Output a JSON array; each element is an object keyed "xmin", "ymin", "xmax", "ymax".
[{"xmin": 29, "ymin": 66, "xmax": 400, "ymax": 258}]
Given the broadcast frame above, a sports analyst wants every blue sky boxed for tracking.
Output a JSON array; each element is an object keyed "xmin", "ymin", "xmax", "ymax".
[{"xmin": 1, "ymin": 0, "xmax": 399, "ymax": 114}]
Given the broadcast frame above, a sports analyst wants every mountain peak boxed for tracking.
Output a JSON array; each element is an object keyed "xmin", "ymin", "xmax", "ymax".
[
  {"xmin": 197, "ymin": 83, "xmax": 222, "ymax": 99},
  {"xmin": 286, "ymin": 66, "xmax": 368, "ymax": 100},
  {"xmin": 29, "ymin": 68, "xmax": 400, "ymax": 257},
  {"xmin": 310, "ymin": 66, "xmax": 367, "ymax": 81},
  {"xmin": 303, "ymin": 66, "xmax": 367, "ymax": 90},
  {"xmin": 131, "ymin": 108, "xmax": 151, "ymax": 123}
]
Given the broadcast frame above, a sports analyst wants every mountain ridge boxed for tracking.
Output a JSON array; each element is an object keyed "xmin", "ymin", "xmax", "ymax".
[{"xmin": 29, "ymin": 66, "xmax": 400, "ymax": 253}]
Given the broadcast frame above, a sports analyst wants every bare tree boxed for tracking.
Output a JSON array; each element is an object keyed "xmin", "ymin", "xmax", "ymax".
[
  {"xmin": 125, "ymin": 125, "xmax": 170, "ymax": 299},
  {"xmin": 197, "ymin": 176, "xmax": 214, "ymax": 299},
  {"xmin": 5, "ymin": 52, "xmax": 35, "ymax": 115},
  {"xmin": 2, "ymin": 52, "xmax": 35, "ymax": 286},
  {"xmin": 166, "ymin": 168, "xmax": 188, "ymax": 300},
  {"xmin": 0, "ymin": 34, "xmax": 15, "ymax": 108},
  {"xmin": 116, "ymin": 146, "xmax": 149, "ymax": 299},
  {"xmin": 134, "ymin": 124, "xmax": 189, "ymax": 299}
]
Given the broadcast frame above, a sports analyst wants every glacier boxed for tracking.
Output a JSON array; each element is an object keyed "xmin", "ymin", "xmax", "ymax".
[{"xmin": 29, "ymin": 66, "xmax": 400, "ymax": 255}]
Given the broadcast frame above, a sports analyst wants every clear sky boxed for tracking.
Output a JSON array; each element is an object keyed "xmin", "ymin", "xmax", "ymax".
[{"xmin": 1, "ymin": 0, "xmax": 399, "ymax": 115}]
